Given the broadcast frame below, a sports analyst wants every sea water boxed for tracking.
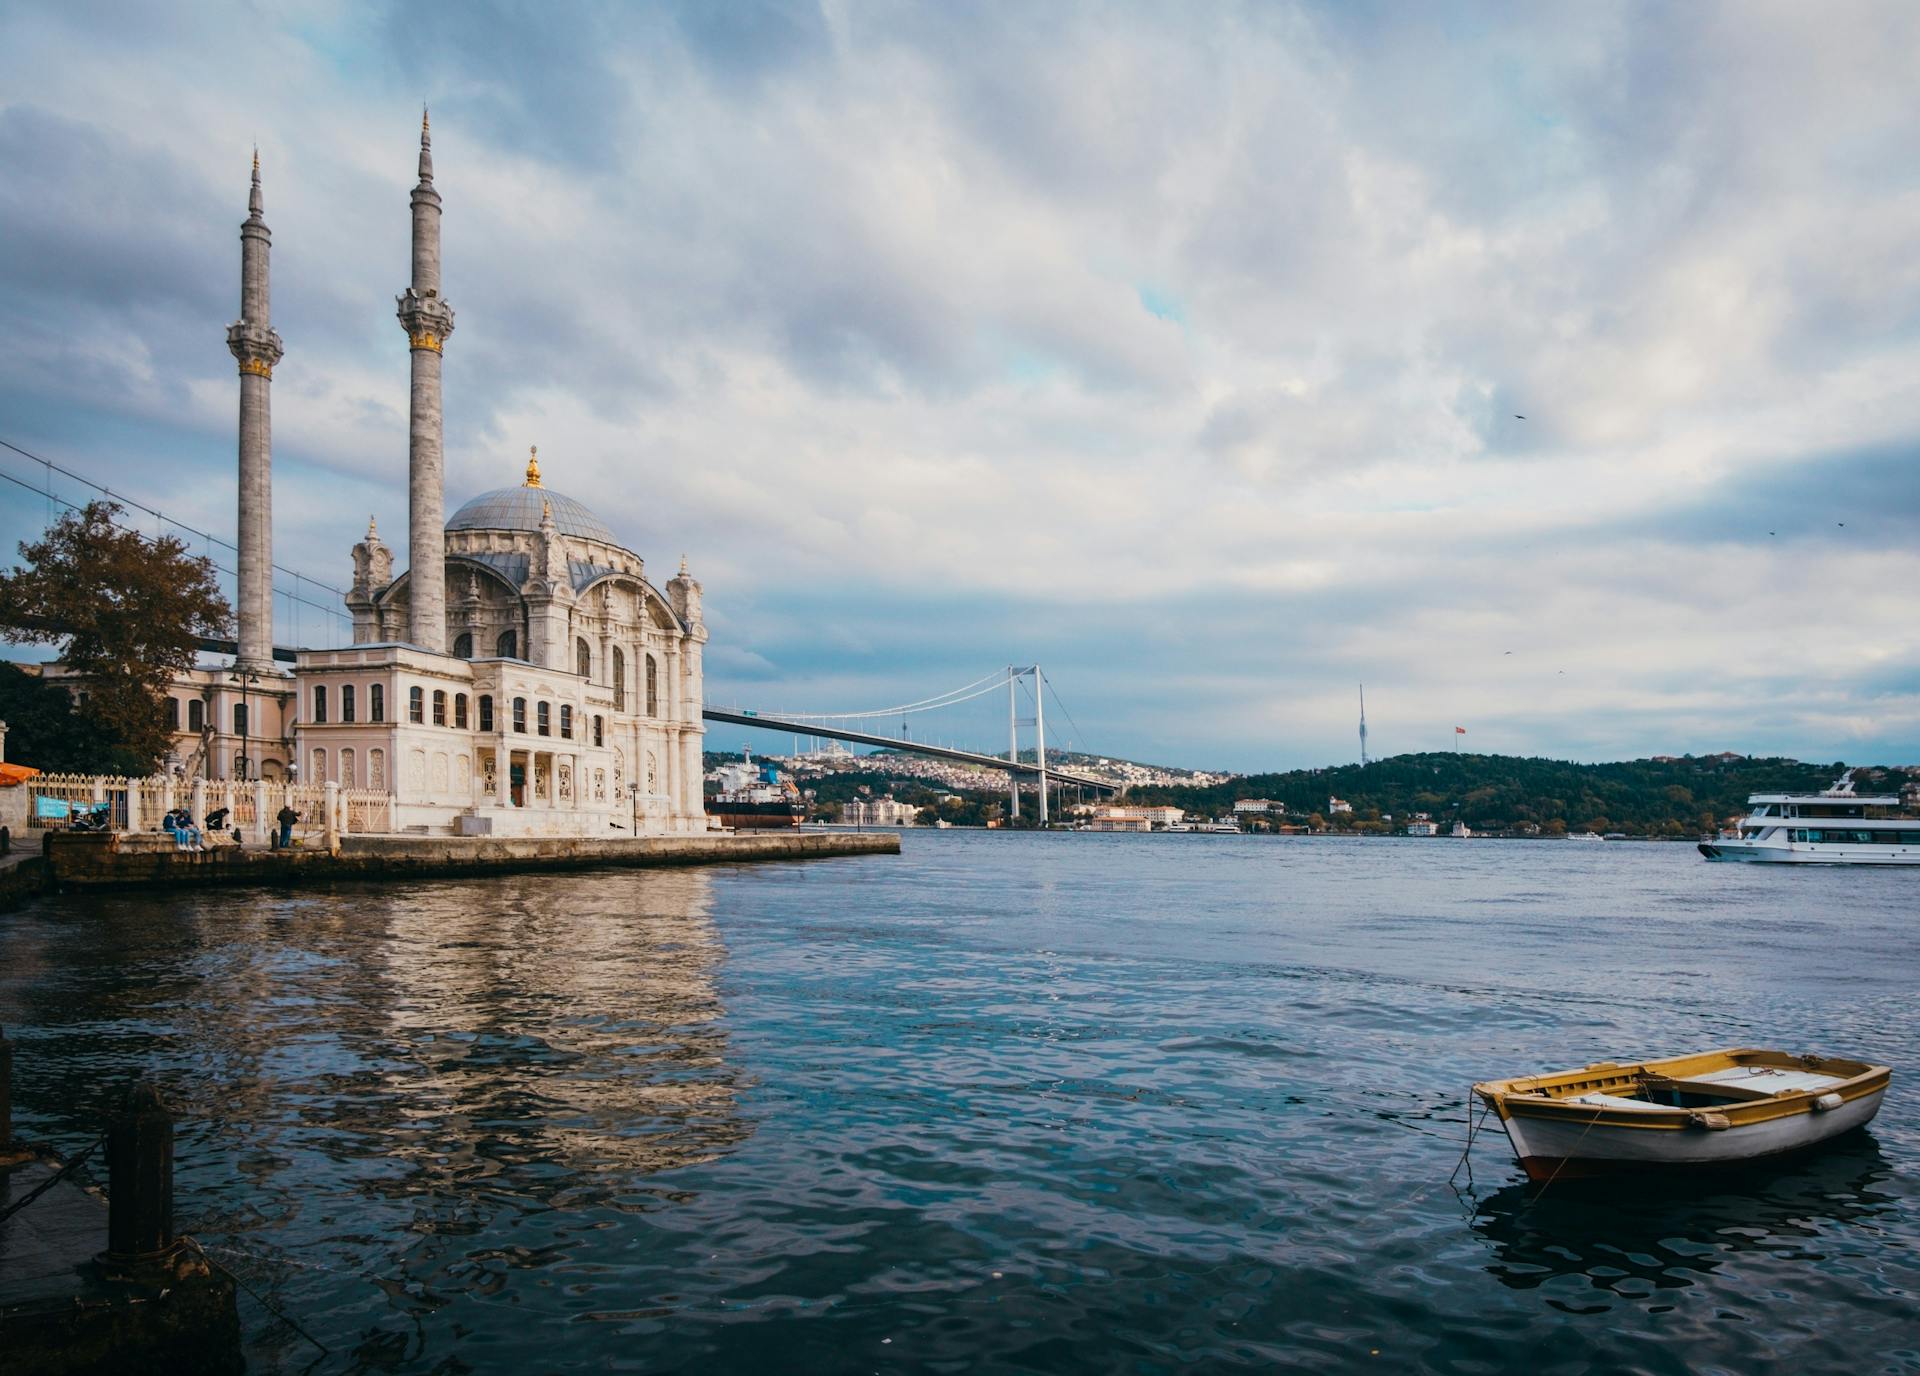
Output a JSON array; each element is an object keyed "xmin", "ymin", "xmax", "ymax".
[{"xmin": 1, "ymin": 833, "xmax": 1915, "ymax": 1372}]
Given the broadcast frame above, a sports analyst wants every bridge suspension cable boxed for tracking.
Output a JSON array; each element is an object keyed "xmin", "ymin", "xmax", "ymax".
[{"xmin": 760, "ymin": 668, "xmax": 1014, "ymax": 722}]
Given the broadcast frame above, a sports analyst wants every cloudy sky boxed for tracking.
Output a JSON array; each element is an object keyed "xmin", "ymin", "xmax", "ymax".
[{"xmin": 3, "ymin": 1, "xmax": 1917, "ymax": 771}]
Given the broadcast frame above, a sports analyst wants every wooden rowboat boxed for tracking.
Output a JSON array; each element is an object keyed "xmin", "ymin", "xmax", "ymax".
[{"xmin": 1473, "ymin": 1048, "xmax": 1890, "ymax": 1181}]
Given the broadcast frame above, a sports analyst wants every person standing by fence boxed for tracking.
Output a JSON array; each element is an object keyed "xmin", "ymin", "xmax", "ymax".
[{"xmin": 275, "ymin": 803, "xmax": 298, "ymax": 849}]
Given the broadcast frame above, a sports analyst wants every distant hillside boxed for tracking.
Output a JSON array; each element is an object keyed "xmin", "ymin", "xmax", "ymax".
[{"xmin": 1125, "ymin": 753, "xmax": 1906, "ymax": 836}]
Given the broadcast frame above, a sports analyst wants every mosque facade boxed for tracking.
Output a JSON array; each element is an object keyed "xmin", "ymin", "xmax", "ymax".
[{"xmin": 226, "ymin": 118, "xmax": 709, "ymax": 836}]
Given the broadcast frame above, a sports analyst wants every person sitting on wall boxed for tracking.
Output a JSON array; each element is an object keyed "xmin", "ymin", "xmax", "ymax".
[
  {"xmin": 179, "ymin": 809, "xmax": 204, "ymax": 852},
  {"xmin": 204, "ymin": 807, "xmax": 230, "ymax": 844},
  {"xmin": 275, "ymin": 804, "xmax": 299, "ymax": 849}
]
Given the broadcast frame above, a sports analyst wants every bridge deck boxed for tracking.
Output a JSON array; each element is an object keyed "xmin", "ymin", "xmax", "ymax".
[{"xmin": 702, "ymin": 709, "xmax": 1117, "ymax": 792}]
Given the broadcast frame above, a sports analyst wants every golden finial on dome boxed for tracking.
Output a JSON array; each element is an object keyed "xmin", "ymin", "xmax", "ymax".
[
  {"xmin": 367, "ymin": 515, "xmax": 377, "ymax": 539},
  {"xmin": 678, "ymin": 554, "xmax": 688, "ymax": 576},
  {"xmin": 525, "ymin": 444, "xmax": 541, "ymax": 488}
]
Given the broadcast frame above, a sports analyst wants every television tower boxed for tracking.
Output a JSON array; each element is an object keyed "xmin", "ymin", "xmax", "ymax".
[{"xmin": 1358, "ymin": 684, "xmax": 1369, "ymax": 766}]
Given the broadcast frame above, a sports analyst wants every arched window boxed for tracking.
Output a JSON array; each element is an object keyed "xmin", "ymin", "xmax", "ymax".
[
  {"xmin": 188, "ymin": 699, "xmax": 205, "ymax": 733},
  {"xmin": 537, "ymin": 701, "xmax": 552, "ymax": 736},
  {"xmin": 612, "ymin": 647, "xmax": 626, "ymax": 711},
  {"xmin": 454, "ymin": 693, "xmax": 469, "ymax": 729},
  {"xmin": 645, "ymin": 655, "xmax": 659, "ymax": 717},
  {"xmin": 342, "ymin": 684, "xmax": 356, "ymax": 723},
  {"xmin": 512, "ymin": 697, "xmax": 527, "ymax": 733},
  {"xmin": 577, "ymin": 637, "xmax": 591, "ymax": 679},
  {"xmin": 496, "ymin": 629, "xmax": 518, "ymax": 659},
  {"xmin": 560, "ymin": 704, "xmax": 573, "ymax": 739},
  {"xmin": 233, "ymin": 703, "xmax": 248, "ymax": 737},
  {"xmin": 313, "ymin": 685, "xmax": 328, "ymax": 723},
  {"xmin": 432, "ymin": 690, "xmax": 447, "ymax": 726},
  {"xmin": 592, "ymin": 714, "xmax": 603, "ymax": 747},
  {"xmin": 409, "ymin": 686, "xmax": 424, "ymax": 723},
  {"xmin": 370, "ymin": 683, "xmax": 385, "ymax": 722},
  {"xmin": 165, "ymin": 698, "xmax": 180, "ymax": 731},
  {"xmin": 479, "ymin": 695, "xmax": 494, "ymax": 732},
  {"xmin": 453, "ymin": 631, "xmax": 473, "ymax": 659}
]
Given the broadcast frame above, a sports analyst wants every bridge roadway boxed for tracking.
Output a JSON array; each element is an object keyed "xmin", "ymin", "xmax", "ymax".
[{"xmin": 701, "ymin": 708, "xmax": 1120, "ymax": 794}]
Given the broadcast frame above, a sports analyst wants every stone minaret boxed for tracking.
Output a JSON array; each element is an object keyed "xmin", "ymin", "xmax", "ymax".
[
  {"xmin": 226, "ymin": 151, "xmax": 284, "ymax": 673},
  {"xmin": 395, "ymin": 111, "xmax": 455, "ymax": 653}
]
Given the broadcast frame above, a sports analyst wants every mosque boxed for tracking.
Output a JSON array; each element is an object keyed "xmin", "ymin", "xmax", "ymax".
[{"xmin": 218, "ymin": 118, "xmax": 710, "ymax": 836}]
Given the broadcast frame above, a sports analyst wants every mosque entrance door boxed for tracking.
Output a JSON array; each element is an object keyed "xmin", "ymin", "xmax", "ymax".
[{"xmin": 510, "ymin": 762, "xmax": 526, "ymax": 808}]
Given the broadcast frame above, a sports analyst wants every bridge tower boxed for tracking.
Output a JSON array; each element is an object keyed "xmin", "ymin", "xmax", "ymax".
[{"xmin": 1359, "ymin": 683, "xmax": 1369, "ymax": 766}]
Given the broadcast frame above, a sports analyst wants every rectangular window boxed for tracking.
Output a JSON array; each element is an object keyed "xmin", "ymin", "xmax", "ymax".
[
  {"xmin": 455, "ymin": 693, "xmax": 469, "ymax": 729},
  {"xmin": 188, "ymin": 699, "xmax": 205, "ymax": 733},
  {"xmin": 313, "ymin": 685, "xmax": 328, "ymax": 723},
  {"xmin": 432, "ymin": 690, "xmax": 447, "ymax": 726},
  {"xmin": 593, "ymin": 715, "xmax": 603, "ymax": 747},
  {"xmin": 370, "ymin": 683, "xmax": 385, "ymax": 722},
  {"xmin": 537, "ymin": 701, "xmax": 551, "ymax": 737},
  {"xmin": 513, "ymin": 697, "xmax": 527, "ymax": 733},
  {"xmin": 409, "ymin": 686, "xmax": 424, "ymax": 724},
  {"xmin": 233, "ymin": 703, "xmax": 248, "ymax": 737},
  {"xmin": 342, "ymin": 684, "xmax": 356, "ymax": 723},
  {"xmin": 479, "ymin": 695, "xmax": 494, "ymax": 732},
  {"xmin": 560, "ymin": 704, "xmax": 573, "ymax": 739},
  {"xmin": 166, "ymin": 697, "xmax": 181, "ymax": 731}
]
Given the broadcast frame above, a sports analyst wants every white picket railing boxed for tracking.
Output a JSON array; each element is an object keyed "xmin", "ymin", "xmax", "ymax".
[{"xmin": 24, "ymin": 773, "xmax": 396, "ymax": 840}]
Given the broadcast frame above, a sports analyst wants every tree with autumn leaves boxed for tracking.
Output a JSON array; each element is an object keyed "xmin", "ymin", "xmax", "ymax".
[{"xmin": 0, "ymin": 500, "xmax": 230, "ymax": 772}]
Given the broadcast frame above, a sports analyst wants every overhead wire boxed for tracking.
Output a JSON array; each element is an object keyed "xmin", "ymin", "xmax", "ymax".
[{"xmin": 0, "ymin": 464, "xmax": 348, "ymax": 637}]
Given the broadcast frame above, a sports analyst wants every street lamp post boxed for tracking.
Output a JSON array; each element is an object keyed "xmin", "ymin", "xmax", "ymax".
[
  {"xmin": 228, "ymin": 667, "xmax": 261, "ymax": 781},
  {"xmin": 628, "ymin": 781, "xmax": 640, "ymax": 837}
]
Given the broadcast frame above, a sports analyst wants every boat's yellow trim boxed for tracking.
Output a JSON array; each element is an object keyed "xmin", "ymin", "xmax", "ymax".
[{"xmin": 1472, "ymin": 1048, "xmax": 1890, "ymax": 1132}]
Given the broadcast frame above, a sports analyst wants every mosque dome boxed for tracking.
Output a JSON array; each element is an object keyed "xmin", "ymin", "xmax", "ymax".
[{"xmin": 444, "ymin": 448, "xmax": 619, "ymax": 546}]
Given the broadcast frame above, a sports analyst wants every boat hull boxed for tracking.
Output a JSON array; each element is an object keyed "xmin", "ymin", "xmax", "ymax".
[
  {"xmin": 1699, "ymin": 839, "xmax": 1920, "ymax": 864},
  {"xmin": 1497, "ymin": 1086, "xmax": 1886, "ymax": 1180}
]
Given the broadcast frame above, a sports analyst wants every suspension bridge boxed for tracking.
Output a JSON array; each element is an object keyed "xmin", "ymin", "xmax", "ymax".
[{"xmin": 706, "ymin": 666, "xmax": 1121, "ymax": 823}]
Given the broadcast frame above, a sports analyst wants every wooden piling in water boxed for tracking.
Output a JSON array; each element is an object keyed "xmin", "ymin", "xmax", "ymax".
[{"xmin": 100, "ymin": 1081, "xmax": 175, "ymax": 1271}]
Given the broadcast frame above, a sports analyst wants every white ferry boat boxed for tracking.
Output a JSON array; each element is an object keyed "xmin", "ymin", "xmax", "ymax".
[{"xmin": 1699, "ymin": 774, "xmax": 1920, "ymax": 865}]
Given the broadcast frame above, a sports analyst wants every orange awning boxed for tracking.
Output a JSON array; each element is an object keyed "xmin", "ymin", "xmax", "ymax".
[{"xmin": 0, "ymin": 763, "xmax": 42, "ymax": 786}]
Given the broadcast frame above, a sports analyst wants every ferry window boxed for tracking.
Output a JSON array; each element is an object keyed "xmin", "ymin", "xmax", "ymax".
[
  {"xmin": 342, "ymin": 684, "xmax": 356, "ymax": 723},
  {"xmin": 455, "ymin": 693, "xmax": 469, "ymax": 729},
  {"xmin": 478, "ymin": 695, "xmax": 494, "ymax": 732},
  {"xmin": 187, "ymin": 699, "xmax": 204, "ymax": 733},
  {"xmin": 560, "ymin": 704, "xmax": 573, "ymax": 739},
  {"xmin": 512, "ymin": 697, "xmax": 527, "ymax": 733},
  {"xmin": 537, "ymin": 701, "xmax": 552, "ymax": 736},
  {"xmin": 370, "ymin": 684, "xmax": 385, "ymax": 722},
  {"xmin": 432, "ymin": 690, "xmax": 448, "ymax": 726},
  {"xmin": 409, "ymin": 686, "xmax": 424, "ymax": 723},
  {"xmin": 313, "ymin": 686, "xmax": 328, "ymax": 723},
  {"xmin": 453, "ymin": 632, "xmax": 473, "ymax": 660},
  {"xmin": 1792, "ymin": 829, "xmax": 1807, "ymax": 842}
]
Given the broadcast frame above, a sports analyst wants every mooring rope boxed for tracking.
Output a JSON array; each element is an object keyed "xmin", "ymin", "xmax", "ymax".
[{"xmin": 0, "ymin": 1133, "xmax": 105, "ymax": 1226}]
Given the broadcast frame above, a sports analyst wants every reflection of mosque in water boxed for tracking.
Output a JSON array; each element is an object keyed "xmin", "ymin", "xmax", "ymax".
[
  {"xmin": 157, "ymin": 868, "xmax": 748, "ymax": 1216},
  {"xmin": 359, "ymin": 869, "xmax": 747, "ymax": 1191},
  {"xmin": 1471, "ymin": 1135, "xmax": 1897, "ymax": 1300}
]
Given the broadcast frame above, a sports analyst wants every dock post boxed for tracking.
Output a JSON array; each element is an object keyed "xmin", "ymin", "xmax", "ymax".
[
  {"xmin": 324, "ymin": 780, "xmax": 340, "ymax": 851},
  {"xmin": 101, "ymin": 1080, "xmax": 177, "ymax": 1270}
]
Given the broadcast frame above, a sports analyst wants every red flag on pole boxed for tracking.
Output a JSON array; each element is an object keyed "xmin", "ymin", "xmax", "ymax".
[{"xmin": 1454, "ymin": 726, "xmax": 1467, "ymax": 735}]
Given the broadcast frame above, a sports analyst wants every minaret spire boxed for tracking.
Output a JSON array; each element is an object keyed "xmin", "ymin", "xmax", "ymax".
[
  {"xmin": 396, "ymin": 114, "xmax": 455, "ymax": 653},
  {"xmin": 227, "ymin": 152, "xmax": 285, "ymax": 680}
]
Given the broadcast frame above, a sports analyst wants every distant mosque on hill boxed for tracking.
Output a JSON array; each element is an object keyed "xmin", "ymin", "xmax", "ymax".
[{"xmin": 184, "ymin": 116, "xmax": 711, "ymax": 836}]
